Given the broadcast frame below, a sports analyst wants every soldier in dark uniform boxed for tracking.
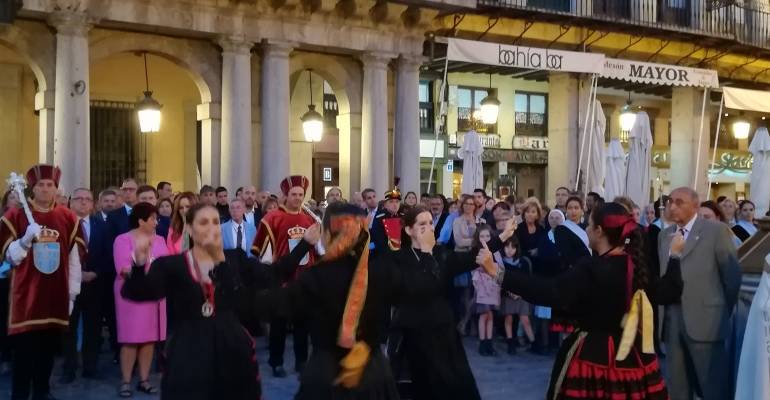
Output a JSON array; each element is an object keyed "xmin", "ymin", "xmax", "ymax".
[{"xmin": 370, "ymin": 182, "xmax": 403, "ymax": 260}]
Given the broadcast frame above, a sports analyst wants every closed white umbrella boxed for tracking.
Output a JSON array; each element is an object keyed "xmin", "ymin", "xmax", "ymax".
[
  {"xmin": 459, "ymin": 130, "xmax": 484, "ymax": 195},
  {"xmin": 749, "ymin": 127, "xmax": 770, "ymax": 216},
  {"xmin": 604, "ymin": 139, "xmax": 625, "ymax": 201},
  {"xmin": 624, "ymin": 111, "xmax": 653, "ymax": 208},
  {"xmin": 587, "ymin": 99, "xmax": 606, "ymax": 195}
]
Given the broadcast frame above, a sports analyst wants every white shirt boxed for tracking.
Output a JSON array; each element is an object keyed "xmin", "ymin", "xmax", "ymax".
[
  {"xmin": 101, "ymin": 211, "xmax": 108, "ymax": 221},
  {"xmin": 244, "ymin": 209, "xmax": 255, "ymax": 226},
  {"xmin": 231, "ymin": 220, "xmax": 247, "ymax": 252},
  {"xmin": 677, "ymin": 214, "xmax": 698, "ymax": 240},
  {"xmin": 124, "ymin": 204, "xmax": 132, "ymax": 214}
]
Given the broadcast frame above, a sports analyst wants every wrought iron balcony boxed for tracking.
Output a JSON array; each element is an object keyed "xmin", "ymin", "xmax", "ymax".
[{"xmin": 477, "ymin": 0, "xmax": 770, "ymax": 51}]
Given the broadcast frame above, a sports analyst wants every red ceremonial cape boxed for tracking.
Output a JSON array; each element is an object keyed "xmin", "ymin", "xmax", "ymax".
[
  {"xmin": 252, "ymin": 206, "xmax": 316, "ymax": 279},
  {"xmin": 0, "ymin": 203, "xmax": 85, "ymax": 335}
]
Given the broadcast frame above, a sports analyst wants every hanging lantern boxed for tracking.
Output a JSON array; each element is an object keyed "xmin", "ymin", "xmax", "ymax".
[
  {"xmin": 136, "ymin": 53, "xmax": 162, "ymax": 133},
  {"xmin": 732, "ymin": 117, "xmax": 751, "ymax": 140},
  {"xmin": 301, "ymin": 69, "xmax": 323, "ymax": 142},
  {"xmin": 619, "ymin": 100, "xmax": 636, "ymax": 132},
  {"xmin": 479, "ymin": 73, "xmax": 500, "ymax": 125}
]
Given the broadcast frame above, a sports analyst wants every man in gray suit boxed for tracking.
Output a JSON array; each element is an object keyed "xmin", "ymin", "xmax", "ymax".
[{"xmin": 658, "ymin": 187, "xmax": 742, "ymax": 400}]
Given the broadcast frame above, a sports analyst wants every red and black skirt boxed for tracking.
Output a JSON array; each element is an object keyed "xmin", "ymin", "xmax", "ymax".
[{"xmin": 547, "ymin": 330, "xmax": 668, "ymax": 400}]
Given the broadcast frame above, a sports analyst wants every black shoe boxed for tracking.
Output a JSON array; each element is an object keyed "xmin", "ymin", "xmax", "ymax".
[
  {"xmin": 58, "ymin": 371, "xmax": 76, "ymax": 384},
  {"xmin": 272, "ymin": 366, "xmax": 287, "ymax": 378},
  {"xmin": 478, "ymin": 340, "xmax": 487, "ymax": 356},
  {"xmin": 506, "ymin": 338, "xmax": 517, "ymax": 355},
  {"xmin": 486, "ymin": 340, "xmax": 498, "ymax": 356}
]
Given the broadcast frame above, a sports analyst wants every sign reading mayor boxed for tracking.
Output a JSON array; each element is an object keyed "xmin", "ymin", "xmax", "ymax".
[{"xmin": 447, "ymin": 38, "xmax": 605, "ymax": 74}]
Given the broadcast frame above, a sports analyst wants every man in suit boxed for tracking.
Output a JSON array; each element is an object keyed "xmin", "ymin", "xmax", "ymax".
[
  {"xmin": 658, "ymin": 187, "xmax": 741, "ymax": 400},
  {"xmin": 215, "ymin": 186, "xmax": 231, "ymax": 223},
  {"xmin": 62, "ymin": 188, "xmax": 113, "ymax": 382},
  {"xmin": 221, "ymin": 198, "xmax": 256, "ymax": 256},
  {"xmin": 429, "ymin": 194, "xmax": 449, "ymax": 239}
]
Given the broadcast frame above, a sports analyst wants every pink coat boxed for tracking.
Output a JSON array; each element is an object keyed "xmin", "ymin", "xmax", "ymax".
[{"xmin": 113, "ymin": 232, "xmax": 169, "ymax": 344}]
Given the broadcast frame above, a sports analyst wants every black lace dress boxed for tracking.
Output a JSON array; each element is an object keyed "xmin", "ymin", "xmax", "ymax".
[{"xmin": 122, "ymin": 247, "xmax": 304, "ymax": 400}]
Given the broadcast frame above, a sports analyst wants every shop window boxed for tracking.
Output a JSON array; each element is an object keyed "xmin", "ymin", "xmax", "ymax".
[
  {"xmin": 515, "ymin": 92, "xmax": 548, "ymax": 136},
  {"xmin": 90, "ymin": 100, "xmax": 147, "ymax": 194},
  {"xmin": 420, "ymin": 166, "xmax": 439, "ymax": 195},
  {"xmin": 323, "ymin": 81, "xmax": 338, "ymax": 130},
  {"xmin": 419, "ymin": 80, "xmax": 434, "ymax": 133},
  {"xmin": 711, "ymin": 116, "xmax": 740, "ymax": 150},
  {"xmin": 457, "ymin": 86, "xmax": 497, "ymax": 134}
]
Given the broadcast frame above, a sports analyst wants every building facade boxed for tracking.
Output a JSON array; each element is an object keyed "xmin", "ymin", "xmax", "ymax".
[{"xmin": 1, "ymin": 0, "xmax": 768, "ymax": 206}]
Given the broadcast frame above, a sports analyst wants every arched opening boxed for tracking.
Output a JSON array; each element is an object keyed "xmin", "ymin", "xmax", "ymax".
[
  {"xmin": 289, "ymin": 52, "xmax": 361, "ymax": 201},
  {"xmin": 89, "ymin": 52, "xmax": 202, "ymax": 192},
  {"xmin": 0, "ymin": 43, "xmax": 42, "ymax": 182}
]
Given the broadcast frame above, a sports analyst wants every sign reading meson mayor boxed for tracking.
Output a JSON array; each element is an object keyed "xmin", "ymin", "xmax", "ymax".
[
  {"xmin": 602, "ymin": 58, "xmax": 719, "ymax": 88},
  {"xmin": 447, "ymin": 38, "xmax": 605, "ymax": 74}
]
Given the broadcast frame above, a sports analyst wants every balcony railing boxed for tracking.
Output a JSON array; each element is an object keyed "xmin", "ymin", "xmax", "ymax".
[{"xmin": 477, "ymin": 0, "xmax": 770, "ymax": 50}]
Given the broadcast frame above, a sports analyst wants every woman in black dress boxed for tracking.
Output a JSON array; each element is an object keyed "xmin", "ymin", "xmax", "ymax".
[
  {"xmin": 389, "ymin": 205, "xmax": 516, "ymax": 400},
  {"xmin": 477, "ymin": 202, "xmax": 683, "ymax": 399},
  {"xmin": 121, "ymin": 204, "xmax": 317, "ymax": 400}
]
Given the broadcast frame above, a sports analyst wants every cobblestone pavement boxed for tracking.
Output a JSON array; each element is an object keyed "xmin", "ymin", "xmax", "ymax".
[{"xmin": 0, "ymin": 337, "xmax": 553, "ymax": 399}]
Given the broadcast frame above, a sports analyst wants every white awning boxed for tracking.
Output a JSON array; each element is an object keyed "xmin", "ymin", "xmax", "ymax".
[
  {"xmin": 602, "ymin": 58, "xmax": 719, "ymax": 88},
  {"xmin": 447, "ymin": 37, "xmax": 605, "ymax": 74},
  {"xmin": 723, "ymin": 87, "xmax": 770, "ymax": 113}
]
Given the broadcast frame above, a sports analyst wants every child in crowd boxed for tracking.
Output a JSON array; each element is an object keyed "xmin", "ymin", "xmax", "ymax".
[
  {"xmin": 496, "ymin": 236, "xmax": 535, "ymax": 355},
  {"xmin": 471, "ymin": 225, "xmax": 501, "ymax": 356}
]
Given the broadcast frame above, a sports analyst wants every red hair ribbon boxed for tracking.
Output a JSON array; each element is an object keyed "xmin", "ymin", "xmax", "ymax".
[
  {"xmin": 602, "ymin": 214, "xmax": 638, "ymax": 308},
  {"xmin": 602, "ymin": 215, "xmax": 637, "ymax": 242}
]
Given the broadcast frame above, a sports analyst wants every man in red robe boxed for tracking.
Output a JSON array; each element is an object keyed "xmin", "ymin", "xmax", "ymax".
[
  {"xmin": 252, "ymin": 175, "xmax": 317, "ymax": 378},
  {"xmin": 0, "ymin": 164, "xmax": 86, "ymax": 400}
]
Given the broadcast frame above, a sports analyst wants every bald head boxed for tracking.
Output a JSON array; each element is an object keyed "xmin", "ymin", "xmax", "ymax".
[{"xmin": 669, "ymin": 187, "xmax": 700, "ymax": 225}]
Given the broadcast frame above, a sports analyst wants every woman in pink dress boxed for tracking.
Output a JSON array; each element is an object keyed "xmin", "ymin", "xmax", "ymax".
[
  {"xmin": 167, "ymin": 192, "xmax": 196, "ymax": 254},
  {"xmin": 113, "ymin": 202, "xmax": 169, "ymax": 397}
]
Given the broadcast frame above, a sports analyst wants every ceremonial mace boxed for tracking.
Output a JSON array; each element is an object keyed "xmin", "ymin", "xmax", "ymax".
[
  {"xmin": 302, "ymin": 202, "xmax": 323, "ymax": 225},
  {"xmin": 7, "ymin": 173, "xmax": 36, "ymax": 225}
]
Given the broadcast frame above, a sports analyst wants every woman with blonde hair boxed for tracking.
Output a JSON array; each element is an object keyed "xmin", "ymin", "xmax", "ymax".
[{"xmin": 167, "ymin": 192, "xmax": 198, "ymax": 255}]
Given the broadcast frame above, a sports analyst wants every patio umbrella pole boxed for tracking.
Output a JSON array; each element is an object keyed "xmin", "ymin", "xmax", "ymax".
[
  {"xmin": 576, "ymin": 74, "xmax": 597, "ymax": 192},
  {"xmin": 707, "ymin": 94, "xmax": 724, "ymax": 199},
  {"xmin": 427, "ymin": 56, "xmax": 449, "ymax": 194},
  {"xmin": 693, "ymin": 87, "xmax": 709, "ymax": 192},
  {"xmin": 584, "ymin": 77, "xmax": 598, "ymax": 195}
]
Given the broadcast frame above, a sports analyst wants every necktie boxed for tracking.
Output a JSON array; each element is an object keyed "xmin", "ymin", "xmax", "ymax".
[
  {"xmin": 236, "ymin": 224, "xmax": 243, "ymax": 250},
  {"xmin": 81, "ymin": 219, "xmax": 89, "ymax": 245},
  {"xmin": 679, "ymin": 227, "xmax": 686, "ymax": 239}
]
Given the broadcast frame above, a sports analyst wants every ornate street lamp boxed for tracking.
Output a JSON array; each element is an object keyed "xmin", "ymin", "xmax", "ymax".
[
  {"xmin": 136, "ymin": 52, "xmax": 162, "ymax": 133},
  {"xmin": 301, "ymin": 69, "xmax": 323, "ymax": 142},
  {"xmin": 479, "ymin": 74, "xmax": 500, "ymax": 125}
]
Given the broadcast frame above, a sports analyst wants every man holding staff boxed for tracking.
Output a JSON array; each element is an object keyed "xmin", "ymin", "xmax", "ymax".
[{"xmin": 1, "ymin": 164, "xmax": 86, "ymax": 400}]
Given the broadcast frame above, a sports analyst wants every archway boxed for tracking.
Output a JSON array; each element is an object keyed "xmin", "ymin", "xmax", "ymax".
[
  {"xmin": 89, "ymin": 51, "xmax": 203, "ymax": 192},
  {"xmin": 289, "ymin": 52, "xmax": 362, "ymax": 200},
  {"xmin": 0, "ymin": 43, "xmax": 45, "ymax": 181}
]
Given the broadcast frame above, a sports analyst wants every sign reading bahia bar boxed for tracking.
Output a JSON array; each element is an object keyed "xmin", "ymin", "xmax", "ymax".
[
  {"xmin": 447, "ymin": 38, "xmax": 605, "ymax": 74},
  {"xmin": 602, "ymin": 58, "xmax": 719, "ymax": 88}
]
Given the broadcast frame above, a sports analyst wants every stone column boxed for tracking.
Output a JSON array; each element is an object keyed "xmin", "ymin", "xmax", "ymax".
[
  {"xmin": 546, "ymin": 72, "xmax": 579, "ymax": 206},
  {"xmin": 360, "ymin": 52, "xmax": 393, "ymax": 195},
  {"xmin": 219, "ymin": 36, "xmax": 253, "ymax": 190},
  {"xmin": 670, "ymin": 86, "xmax": 710, "ymax": 197},
  {"xmin": 260, "ymin": 41, "xmax": 292, "ymax": 193},
  {"xmin": 49, "ymin": 11, "xmax": 90, "ymax": 192},
  {"xmin": 197, "ymin": 102, "xmax": 222, "ymax": 186},
  {"xmin": 35, "ymin": 89, "xmax": 55, "ymax": 163},
  {"xmin": 394, "ymin": 54, "xmax": 422, "ymax": 196}
]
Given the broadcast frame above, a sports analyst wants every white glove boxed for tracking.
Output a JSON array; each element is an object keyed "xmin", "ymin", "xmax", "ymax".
[
  {"xmin": 20, "ymin": 223, "xmax": 41, "ymax": 249},
  {"xmin": 6, "ymin": 240, "xmax": 28, "ymax": 266}
]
